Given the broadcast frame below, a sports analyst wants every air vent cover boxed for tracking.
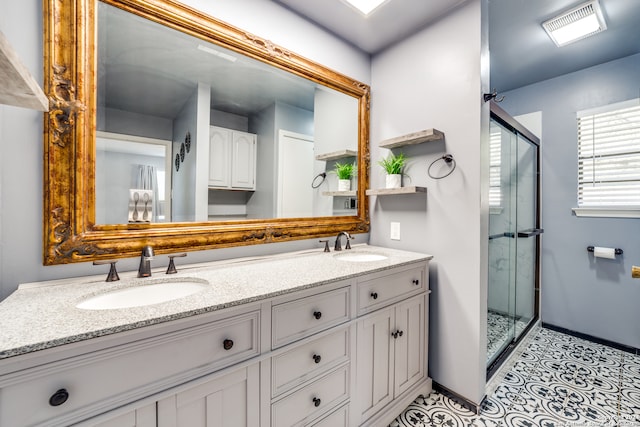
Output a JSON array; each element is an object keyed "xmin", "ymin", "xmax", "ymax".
[{"xmin": 542, "ymin": 0, "xmax": 607, "ymax": 47}]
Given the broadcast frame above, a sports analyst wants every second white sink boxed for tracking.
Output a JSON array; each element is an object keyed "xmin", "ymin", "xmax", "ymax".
[
  {"xmin": 333, "ymin": 252, "xmax": 388, "ymax": 262},
  {"xmin": 77, "ymin": 278, "xmax": 209, "ymax": 310}
]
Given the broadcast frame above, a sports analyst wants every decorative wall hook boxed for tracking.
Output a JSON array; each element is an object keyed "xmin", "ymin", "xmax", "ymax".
[{"xmin": 483, "ymin": 89, "xmax": 505, "ymax": 103}]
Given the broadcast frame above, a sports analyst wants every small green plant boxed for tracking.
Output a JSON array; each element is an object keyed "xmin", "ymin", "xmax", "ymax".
[
  {"xmin": 377, "ymin": 152, "xmax": 407, "ymax": 175},
  {"xmin": 334, "ymin": 162, "xmax": 356, "ymax": 179}
]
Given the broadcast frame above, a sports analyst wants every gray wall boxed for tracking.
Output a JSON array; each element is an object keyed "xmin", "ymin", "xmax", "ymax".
[
  {"xmin": 501, "ymin": 52, "xmax": 640, "ymax": 349},
  {"xmin": 370, "ymin": 0, "xmax": 490, "ymax": 405},
  {"xmin": 0, "ymin": 0, "xmax": 370, "ymax": 299}
]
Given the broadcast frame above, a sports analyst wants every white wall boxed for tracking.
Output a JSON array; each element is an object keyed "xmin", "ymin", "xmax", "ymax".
[
  {"xmin": 0, "ymin": 0, "xmax": 370, "ymax": 299},
  {"xmin": 370, "ymin": 0, "xmax": 489, "ymax": 404}
]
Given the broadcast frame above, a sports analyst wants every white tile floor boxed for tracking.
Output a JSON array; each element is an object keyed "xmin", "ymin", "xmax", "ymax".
[{"xmin": 390, "ymin": 327, "xmax": 640, "ymax": 426}]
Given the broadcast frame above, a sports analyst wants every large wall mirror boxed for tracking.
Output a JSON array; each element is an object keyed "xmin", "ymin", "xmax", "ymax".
[{"xmin": 43, "ymin": 0, "xmax": 370, "ymax": 265}]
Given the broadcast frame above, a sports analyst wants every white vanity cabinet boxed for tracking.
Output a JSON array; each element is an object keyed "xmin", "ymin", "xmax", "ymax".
[
  {"xmin": 0, "ymin": 251, "xmax": 432, "ymax": 427},
  {"xmin": 209, "ymin": 126, "xmax": 257, "ymax": 190},
  {"xmin": 353, "ymin": 265, "xmax": 429, "ymax": 426}
]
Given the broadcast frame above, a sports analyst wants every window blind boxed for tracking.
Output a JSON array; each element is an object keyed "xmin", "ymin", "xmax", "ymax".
[
  {"xmin": 577, "ymin": 100, "xmax": 640, "ymax": 207},
  {"xmin": 489, "ymin": 127, "xmax": 502, "ymax": 207}
]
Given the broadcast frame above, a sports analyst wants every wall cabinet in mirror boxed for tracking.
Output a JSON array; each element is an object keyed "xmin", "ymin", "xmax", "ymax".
[
  {"xmin": 208, "ymin": 127, "xmax": 256, "ymax": 191},
  {"xmin": 43, "ymin": 0, "xmax": 370, "ymax": 265}
]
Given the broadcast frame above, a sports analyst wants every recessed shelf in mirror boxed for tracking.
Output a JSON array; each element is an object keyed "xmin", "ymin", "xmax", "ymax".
[
  {"xmin": 322, "ymin": 190, "xmax": 357, "ymax": 197},
  {"xmin": 315, "ymin": 149, "xmax": 357, "ymax": 161},
  {"xmin": 378, "ymin": 128, "xmax": 444, "ymax": 149},
  {"xmin": 366, "ymin": 186, "xmax": 427, "ymax": 196}
]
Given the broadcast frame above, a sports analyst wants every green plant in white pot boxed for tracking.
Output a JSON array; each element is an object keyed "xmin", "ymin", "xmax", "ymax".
[
  {"xmin": 334, "ymin": 161, "xmax": 356, "ymax": 191},
  {"xmin": 378, "ymin": 152, "xmax": 406, "ymax": 188}
]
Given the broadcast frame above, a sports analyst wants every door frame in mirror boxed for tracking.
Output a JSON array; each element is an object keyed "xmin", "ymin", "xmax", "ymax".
[{"xmin": 43, "ymin": 0, "xmax": 370, "ymax": 265}]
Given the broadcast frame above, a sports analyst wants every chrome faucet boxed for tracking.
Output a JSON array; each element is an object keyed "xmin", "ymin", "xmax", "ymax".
[
  {"xmin": 334, "ymin": 231, "xmax": 353, "ymax": 251},
  {"xmin": 138, "ymin": 245, "xmax": 155, "ymax": 278}
]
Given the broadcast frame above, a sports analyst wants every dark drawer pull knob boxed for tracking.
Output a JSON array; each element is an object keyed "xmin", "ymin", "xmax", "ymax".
[
  {"xmin": 392, "ymin": 330, "xmax": 404, "ymax": 339},
  {"xmin": 313, "ymin": 311, "xmax": 322, "ymax": 320},
  {"xmin": 312, "ymin": 354, "xmax": 322, "ymax": 364},
  {"xmin": 412, "ymin": 279, "xmax": 420, "ymax": 285},
  {"xmin": 313, "ymin": 397, "xmax": 321, "ymax": 407},
  {"xmin": 223, "ymin": 339, "xmax": 234, "ymax": 350},
  {"xmin": 49, "ymin": 389, "xmax": 69, "ymax": 407},
  {"xmin": 370, "ymin": 292, "xmax": 378, "ymax": 300}
]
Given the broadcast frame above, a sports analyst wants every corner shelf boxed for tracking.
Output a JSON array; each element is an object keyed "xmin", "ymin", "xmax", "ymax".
[
  {"xmin": 322, "ymin": 190, "xmax": 357, "ymax": 197},
  {"xmin": 378, "ymin": 128, "xmax": 444, "ymax": 149},
  {"xmin": 0, "ymin": 31, "xmax": 48, "ymax": 111},
  {"xmin": 315, "ymin": 149, "xmax": 357, "ymax": 161},
  {"xmin": 366, "ymin": 186, "xmax": 427, "ymax": 196}
]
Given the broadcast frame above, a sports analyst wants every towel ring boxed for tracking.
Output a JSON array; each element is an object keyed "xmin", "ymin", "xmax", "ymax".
[
  {"xmin": 428, "ymin": 154, "xmax": 456, "ymax": 179},
  {"xmin": 311, "ymin": 172, "xmax": 327, "ymax": 188}
]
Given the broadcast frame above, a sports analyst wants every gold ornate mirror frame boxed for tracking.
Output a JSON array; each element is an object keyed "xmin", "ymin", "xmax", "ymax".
[{"xmin": 43, "ymin": 0, "xmax": 370, "ymax": 265}]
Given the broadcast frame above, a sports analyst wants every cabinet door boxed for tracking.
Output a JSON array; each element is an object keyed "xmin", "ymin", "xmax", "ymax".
[
  {"xmin": 393, "ymin": 294, "xmax": 425, "ymax": 398},
  {"xmin": 157, "ymin": 364, "xmax": 259, "ymax": 427},
  {"xmin": 84, "ymin": 403, "xmax": 156, "ymax": 427},
  {"xmin": 209, "ymin": 126, "xmax": 231, "ymax": 188},
  {"xmin": 355, "ymin": 306, "xmax": 394, "ymax": 423},
  {"xmin": 231, "ymin": 131, "xmax": 256, "ymax": 189}
]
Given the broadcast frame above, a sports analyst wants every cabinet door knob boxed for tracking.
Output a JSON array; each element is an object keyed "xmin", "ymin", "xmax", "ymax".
[
  {"xmin": 370, "ymin": 292, "xmax": 378, "ymax": 300},
  {"xmin": 313, "ymin": 311, "xmax": 322, "ymax": 320},
  {"xmin": 313, "ymin": 397, "xmax": 321, "ymax": 407},
  {"xmin": 392, "ymin": 330, "xmax": 404, "ymax": 339},
  {"xmin": 412, "ymin": 279, "xmax": 420, "ymax": 285},
  {"xmin": 49, "ymin": 389, "xmax": 69, "ymax": 407},
  {"xmin": 312, "ymin": 354, "xmax": 322, "ymax": 364},
  {"xmin": 223, "ymin": 339, "xmax": 234, "ymax": 350}
]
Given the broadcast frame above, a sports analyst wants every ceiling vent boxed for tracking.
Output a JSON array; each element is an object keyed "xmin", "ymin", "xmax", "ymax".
[{"xmin": 542, "ymin": 0, "xmax": 607, "ymax": 47}]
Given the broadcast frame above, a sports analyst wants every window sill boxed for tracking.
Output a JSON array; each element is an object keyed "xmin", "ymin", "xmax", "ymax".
[
  {"xmin": 572, "ymin": 207, "xmax": 640, "ymax": 218},
  {"xmin": 489, "ymin": 207, "xmax": 504, "ymax": 215}
]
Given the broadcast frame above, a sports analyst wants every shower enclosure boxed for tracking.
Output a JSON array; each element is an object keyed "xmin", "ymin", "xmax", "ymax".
[{"xmin": 487, "ymin": 103, "xmax": 541, "ymax": 371}]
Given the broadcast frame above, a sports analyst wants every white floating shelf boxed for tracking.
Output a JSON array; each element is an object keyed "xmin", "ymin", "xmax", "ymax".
[
  {"xmin": 378, "ymin": 129, "xmax": 444, "ymax": 149},
  {"xmin": 315, "ymin": 149, "xmax": 357, "ymax": 161},
  {"xmin": 366, "ymin": 186, "xmax": 427, "ymax": 196},
  {"xmin": 0, "ymin": 30, "xmax": 48, "ymax": 111},
  {"xmin": 322, "ymin": 190, "xmax": 357, "ymax": 197}
]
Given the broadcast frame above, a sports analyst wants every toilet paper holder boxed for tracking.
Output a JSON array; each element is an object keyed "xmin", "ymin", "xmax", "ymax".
[{"xmin": 587, "ymin": 246, "xmax": 623, "ymax": 255}]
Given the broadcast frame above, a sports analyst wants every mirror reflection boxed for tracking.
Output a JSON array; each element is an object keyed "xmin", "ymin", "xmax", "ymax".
[{"xmin": 96, "ymin": 2, "xmax": 359, "ymax": 225}]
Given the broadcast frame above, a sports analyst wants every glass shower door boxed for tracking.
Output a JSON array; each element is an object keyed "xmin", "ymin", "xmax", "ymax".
[
  {"xmin": 487, "ymin": 119, "xmax": 518, "ymax": 366},
  {"xmin": 487, "ymin": 112, "xmax": 540, "ymax": 369}
]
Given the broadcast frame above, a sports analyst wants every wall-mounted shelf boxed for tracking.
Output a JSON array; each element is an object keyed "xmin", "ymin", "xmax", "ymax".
[
  {"xmin": 315, "ymin": 149, "xmax": 357, "ymax": 161},
  {"xmin": 378, "ymin": 128, "xmax": 444, "ymax": 149},
  {"xmin": 366, "ymin": 186, "xmax": 427, "ymax": 196},
  {"xmin": 0, "ymin": 31, "xmax": 48, "ymax": 111},
  {"xmin": 322, "ymin": 190, "xmax": 357, "ymax": 197}
]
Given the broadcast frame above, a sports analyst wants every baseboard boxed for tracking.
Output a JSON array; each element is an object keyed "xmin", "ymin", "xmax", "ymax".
[
  {"xmin": 542, "ymin": 322, "xmax": 640, "ymax": 355},
  {"xmin": 432, "ymin": 381, "xmax": 480, "ymax": 414}
]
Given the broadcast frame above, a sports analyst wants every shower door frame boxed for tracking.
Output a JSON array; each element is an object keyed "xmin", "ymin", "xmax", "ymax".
[{"xmin": 487, "ymin": 102, "xmax": 541, "ymax": 377}]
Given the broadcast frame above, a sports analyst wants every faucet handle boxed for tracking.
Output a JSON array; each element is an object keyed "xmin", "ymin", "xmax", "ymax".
[
  {"xmin": 319, "ymin": 240, "xmax": 330, "ymax": 252},
  {"xmin": 166, "ymin": 253, "xmax": 187, "ymax": 274},
  {"xmin": 345, "ymin": 234, "xmax": 354, "ymax": 250},
  {"xmin": 93, "ymin": 260, "xmax": 120, "ymax": 282}
]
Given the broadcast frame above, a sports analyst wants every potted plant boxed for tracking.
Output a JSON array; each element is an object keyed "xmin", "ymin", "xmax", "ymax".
[
  {"xmin": 334, "ymin": 161, "xmax": 356, "ymax": 191},
  {"xmin": 378, "ymin": 152, "xmax": 407, "ymax": 188}
]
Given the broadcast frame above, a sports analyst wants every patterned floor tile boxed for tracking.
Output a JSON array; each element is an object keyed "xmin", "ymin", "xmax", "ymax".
[{"xmin": 390, "ymin": 326, "xmax": 640, "ymax": 427}]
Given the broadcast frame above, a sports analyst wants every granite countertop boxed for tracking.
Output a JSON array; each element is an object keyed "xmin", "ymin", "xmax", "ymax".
[{"xmin": 0, "ymin": 245, "xmax": 432, "ymax": 360}]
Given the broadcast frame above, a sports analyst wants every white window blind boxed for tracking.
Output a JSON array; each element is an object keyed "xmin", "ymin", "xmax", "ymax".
[
  {"xmin": 577, "ymin": 99, "xmax": 640, "ymax": 207},
  {"xmin": 489, "ymin": 125, "xmax": 502, "ymax": 207}
]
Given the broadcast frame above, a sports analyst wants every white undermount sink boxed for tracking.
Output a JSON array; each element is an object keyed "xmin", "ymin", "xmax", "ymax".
[
  {"xmin": 76, "ymin": 278, "xmax": 209, "ymax": 310},
  {"xmin": 333, "ymin": 252, "xmax": 388, "ymax": 262}
]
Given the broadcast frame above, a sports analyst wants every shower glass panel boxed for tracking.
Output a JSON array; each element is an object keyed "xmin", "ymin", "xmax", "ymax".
[{"xmin": 487, "ymin": 109, "xmax": 540, "ymax": 369}]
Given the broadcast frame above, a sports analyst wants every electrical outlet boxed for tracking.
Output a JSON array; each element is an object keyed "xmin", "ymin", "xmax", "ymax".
[{"xmin": 390, "ymin": 222, "xmax": 400, "ymax": 240}]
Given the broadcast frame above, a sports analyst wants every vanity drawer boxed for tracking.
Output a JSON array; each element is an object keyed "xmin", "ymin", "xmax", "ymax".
[
  {"xmin": 271, "ymin": 365, "xmax": 349, "ymax": 427},
  {"xmin": 357, "ymin": 265, "xmax": 425, "ymax": 315},
  {"xmin": 272, "ymin": 286, "xmax": 350, "ymax": 348},
  {"xmin": 272, "ymin": 327, "xmax": 349, "ymax": 397},
  {"xmin": 309, "ymin": 402, "xmax": 349, "ymax": 427},
  {"xmin": 0, "ymin": 310, "xmax": 260, "ymax": 427}
]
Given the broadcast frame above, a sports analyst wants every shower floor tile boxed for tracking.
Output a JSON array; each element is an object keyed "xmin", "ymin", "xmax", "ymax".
[{"xmin": 390, "ymin": 326, "xmax": 640, "ymax": 427}]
